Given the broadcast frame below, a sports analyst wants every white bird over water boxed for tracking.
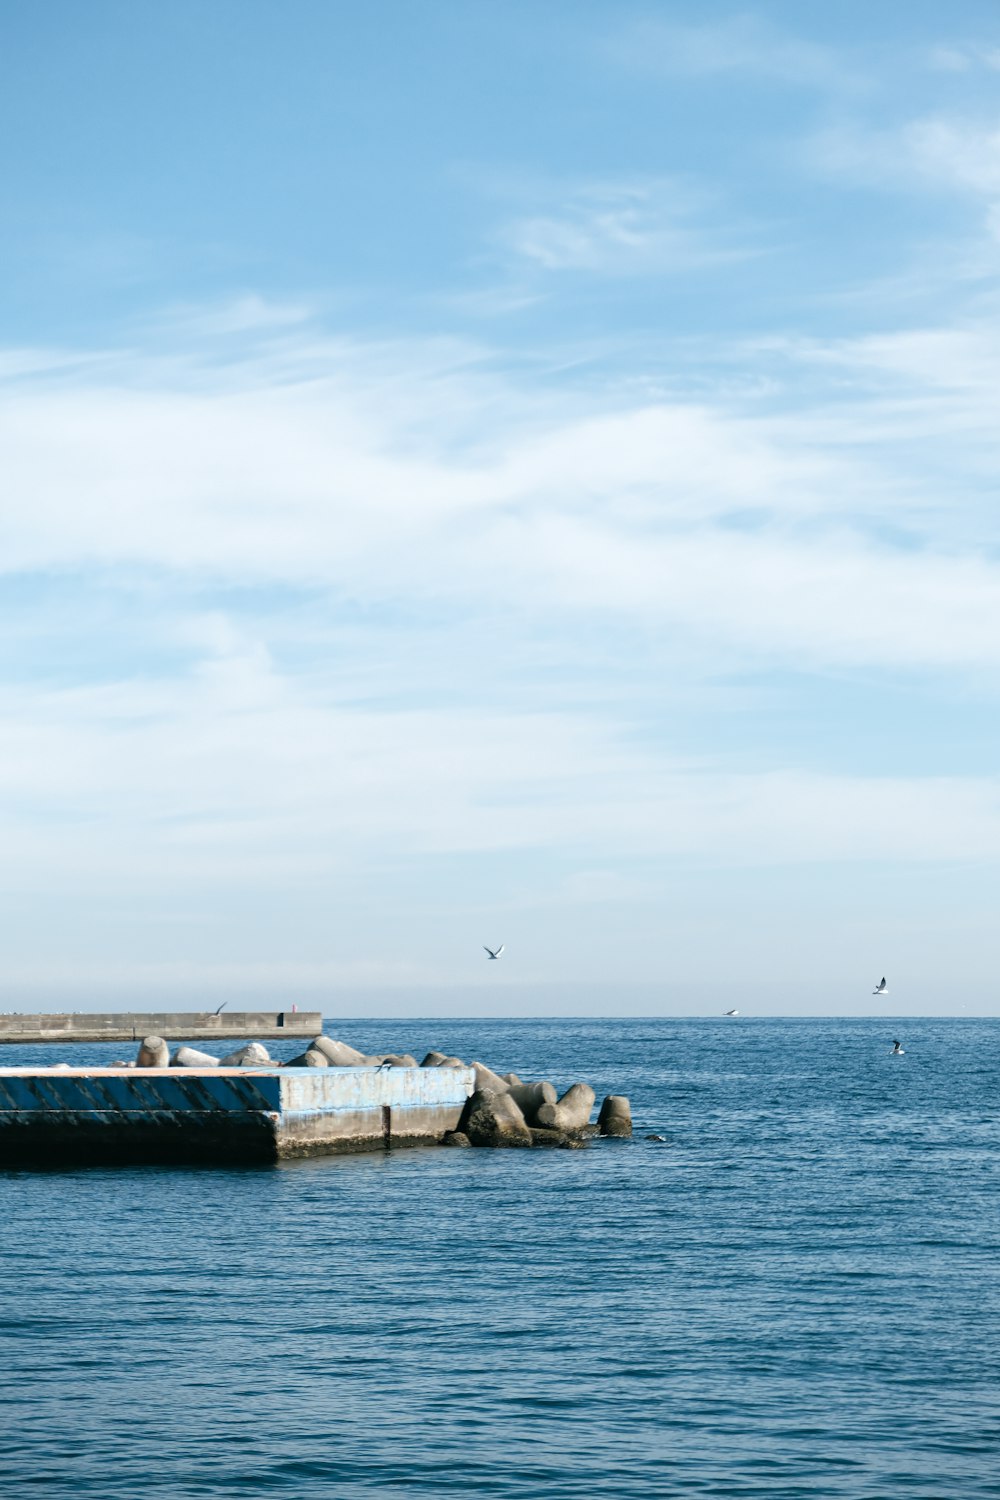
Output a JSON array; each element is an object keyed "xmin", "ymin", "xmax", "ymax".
[
  {"xmin": 484, "ymin": 944, "xmax": 505, "ymax": 960},
  {"xmin": 873, "ymin": 977, "xmax": 888, "ymax": 995},
  {"xmin": 724, "ymin": 1009, "xmax": 739, "ymax": 1016}
]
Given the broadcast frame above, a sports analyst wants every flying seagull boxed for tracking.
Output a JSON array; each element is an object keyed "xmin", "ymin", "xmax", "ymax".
[
  {"xmin": 484, "ymin": 944, "xmax": 505, "ymax": 960},
  {"xmin": 724, "ymin": 1009, "xmax": 739, "ymax": 1016},
  {"xmin": 873, "ymin": 977, "xmax": 888, "ymax": 995},
  {"xmin": 213, "ymin": 1002, "xmax": 228, "ymax": 1015}
]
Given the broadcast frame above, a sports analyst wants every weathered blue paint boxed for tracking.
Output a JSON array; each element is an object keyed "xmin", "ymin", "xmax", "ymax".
[
  {"xmin": 0, "ymin": 1066, "xmax": 476, "ymax": 1164},
  {"xmin": 0, "ymin": 1072, "xmax": 282, "ymax": 1114}
]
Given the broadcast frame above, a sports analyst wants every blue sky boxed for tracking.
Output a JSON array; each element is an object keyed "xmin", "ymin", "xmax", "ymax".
[{"xmin": 2, "ymin": 2, "xmax": 1000, "ymax": 1014}]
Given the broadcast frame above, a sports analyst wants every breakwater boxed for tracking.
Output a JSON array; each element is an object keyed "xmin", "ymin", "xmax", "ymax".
[
  {"xmin": 0, "ymin": 1011, "xmax": 321, "ymax": 1043},
  {"xmin": 0, "ymin": 1029, "xmax": 632, "ymax": 1164}
]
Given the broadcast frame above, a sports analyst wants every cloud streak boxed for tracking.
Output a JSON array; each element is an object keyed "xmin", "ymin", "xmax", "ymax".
[
  {"xmin": 607, "ymin": 14, "xmax": 860, "ymax": 93},
  {"xmin": 502, "ymin": 179, "xmax": 749, "ymax": 276},
  {"xmin": 2, "ymin": 317, "xmax": 999, "ymax": 670}
]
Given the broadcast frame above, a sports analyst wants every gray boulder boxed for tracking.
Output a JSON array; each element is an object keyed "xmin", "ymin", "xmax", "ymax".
[
  {"xmin": 171, "ymin": 1046, "xmax": 221, "ymax": 1068},
  {"xmin": 597, "ymin": 1095, "xmax": 632, "ymax": 1138},
  {"xmin": 310, "ymin": 1036, "xmax": 366, "ymax": 1066},
  {"xmin": 536, "ymin": 1082, "xmax": 596, "ymax": 1133},
  {"xmin": 507, "ymin": 1080, "xmax": 558, "ymax": 1125},
  {"xmin": 458, "ymin": 1088, "xmax": 532, "ymax": 1148},
  {"xmin": 219, "ymin": 1042, "xmax": 271, "ymax": 1067},
  {"xmin": 441, "ymin": 1131, "xmax": 472, "ymax": 1148},
  {"xmin": 136, "ymin": 1036, "xmax": 169, "ymax": 1068},
  {"xmin": 528, "ymin": 1126, "xmax": 586, "ymax": 1149}
]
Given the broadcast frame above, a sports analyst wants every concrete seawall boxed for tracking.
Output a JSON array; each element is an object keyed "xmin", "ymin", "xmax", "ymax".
[
  {"xmin": 0, "ymin": 1065, "xmax": 476, "ymax": 1163},
  {"xmin": 0, "ymin": 1012, "xmax": 323, "ymax": 1044}
]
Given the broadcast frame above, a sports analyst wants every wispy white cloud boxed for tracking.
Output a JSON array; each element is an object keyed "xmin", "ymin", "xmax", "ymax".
[
  {"xmin": 927, "ymin": 43, "xmax": 1000, "ymax": 73},
  {"xmin": 502, "ymin": 178, "xmax": 749, "ymax": 276},
  {"xmin": 3, "ymin": 647, "xmax": 1000, "ymax": 893},
  {"xmin": 810, "ymin": 111, "xmax": 1000, "ymax": 201},
  {"xmin": 806, "ymin": 108, "xmax": 1000, "ymax": 274},
  {"xmin": 2, "ymin": 316, "xmax": 999, "ymax": 668},
  {"xmin": 608, "ymin": 13, "xmax": 859, "ymax": 92},
  {"xmin": 905, "ymin": 116, "xmax": 1000, "ymax": 195},
  {"xmin": 1, "ymin": 305, "xmax": 1000, "ymax": 1005},
  {"xmin": 145, "ymin": 293, "xmax": 316, "ymax": 337}
]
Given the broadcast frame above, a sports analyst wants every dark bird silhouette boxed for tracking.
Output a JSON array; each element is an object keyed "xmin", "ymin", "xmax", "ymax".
[{"xmin": 213, "ymin": 1002, "xmax": 228, "ymax": 1015}]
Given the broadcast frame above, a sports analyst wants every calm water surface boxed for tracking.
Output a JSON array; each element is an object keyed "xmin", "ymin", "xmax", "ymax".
[{"xmin": 1, "ymin": 1016, "xmax": 998, "ymax": 1498}]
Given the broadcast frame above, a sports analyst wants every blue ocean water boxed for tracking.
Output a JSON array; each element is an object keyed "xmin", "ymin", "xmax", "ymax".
[{"xmin": 1, "ymin": 1016, "xmax": 998, "ymax": 1498}]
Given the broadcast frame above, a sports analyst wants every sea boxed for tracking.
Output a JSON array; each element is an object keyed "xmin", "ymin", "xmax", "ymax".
[{"xmin": 1, "ymin": 1015, "xmax": 997, "ymax": 1499}]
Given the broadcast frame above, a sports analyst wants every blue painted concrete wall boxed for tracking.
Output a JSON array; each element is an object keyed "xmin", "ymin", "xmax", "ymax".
[{"xmin": 0, "ymin": 1065, "xmax": 476, "ymax": 1163}]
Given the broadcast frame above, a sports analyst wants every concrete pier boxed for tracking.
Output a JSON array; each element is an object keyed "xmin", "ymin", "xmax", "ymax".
[
  {"xmin": 0, "ymin": 1065, "xmax": 476, "ymax": 1163},
  {"xmin": 0, "ymin": 1012, "xmax": 322, "ymax": 1044}
]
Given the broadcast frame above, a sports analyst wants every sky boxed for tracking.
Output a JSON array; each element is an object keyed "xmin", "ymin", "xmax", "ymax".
[{"xmin": 1, "ymin": 1, "xmax": 999, "ymax": 1015}]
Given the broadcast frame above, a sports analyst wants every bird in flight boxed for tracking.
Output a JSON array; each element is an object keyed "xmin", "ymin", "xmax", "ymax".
[
  {"xmin": 213, "ymin": 1002, "xmax": 228, "ymax": 1015},
  {"xmin": 873, "ymin": 977, "xmax": 888, "ymax": 995},
  {"xmin": 484, "ymin": 944, "xmax": 505, "ymax": 960},
  {"xmin": 724, "ymin": 1009, "xmax": 739, "ymax": 1016}
]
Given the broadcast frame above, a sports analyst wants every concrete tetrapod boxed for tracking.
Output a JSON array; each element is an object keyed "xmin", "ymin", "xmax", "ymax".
[
  {"xmin": 536, "ymin": 1082, "xmax": 596, "ymax": 1133},
  {"xmin": 136, "ymin": 1036, "xmax": 169, "ymax": 1068},
  {"xmin": 284, "ymin": 1048, "xmax": 329, "ymax": 1067},
  {"xmin": 172, "ymin": 1046, "xmax": 221, "ymax": 1068},
  {"xmin": 471, "ymin": 1060, "xmax": 511, "ymax": 1094},
  {"xmin": 310, "ymin": 1036, "xmax": 367, "ymax": 1066},
  {"xmin": 218, "ymin": 1042, "xmax": 271, "ymax": 1067},
  {"xmin": 421, "ymin": 1051, "xmax": 449, "ymax": 1067},
  {"xmin": 507, "ymin": 1080, "xmax": 558, "ymax": 1126},
  {"xmin": 459, "ymin": 1088, "xmax": 533, "ymax": 1148},
  {"xmin": 597, "ymin": 1095, "xmax": 632, "ymax": 1138}
]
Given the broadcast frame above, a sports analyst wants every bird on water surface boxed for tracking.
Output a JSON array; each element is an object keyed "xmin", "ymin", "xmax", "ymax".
[
  {"xmin": 484, "ymin": 944, "xmax": 505, "ymax": 960},
  {"xmin": 873, "ymin": 977, "xmax": 888, "ymax": 995},
  {"xmin": 892, "ymin": 1039, "xmax": 905, "ymax": 1055}
]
